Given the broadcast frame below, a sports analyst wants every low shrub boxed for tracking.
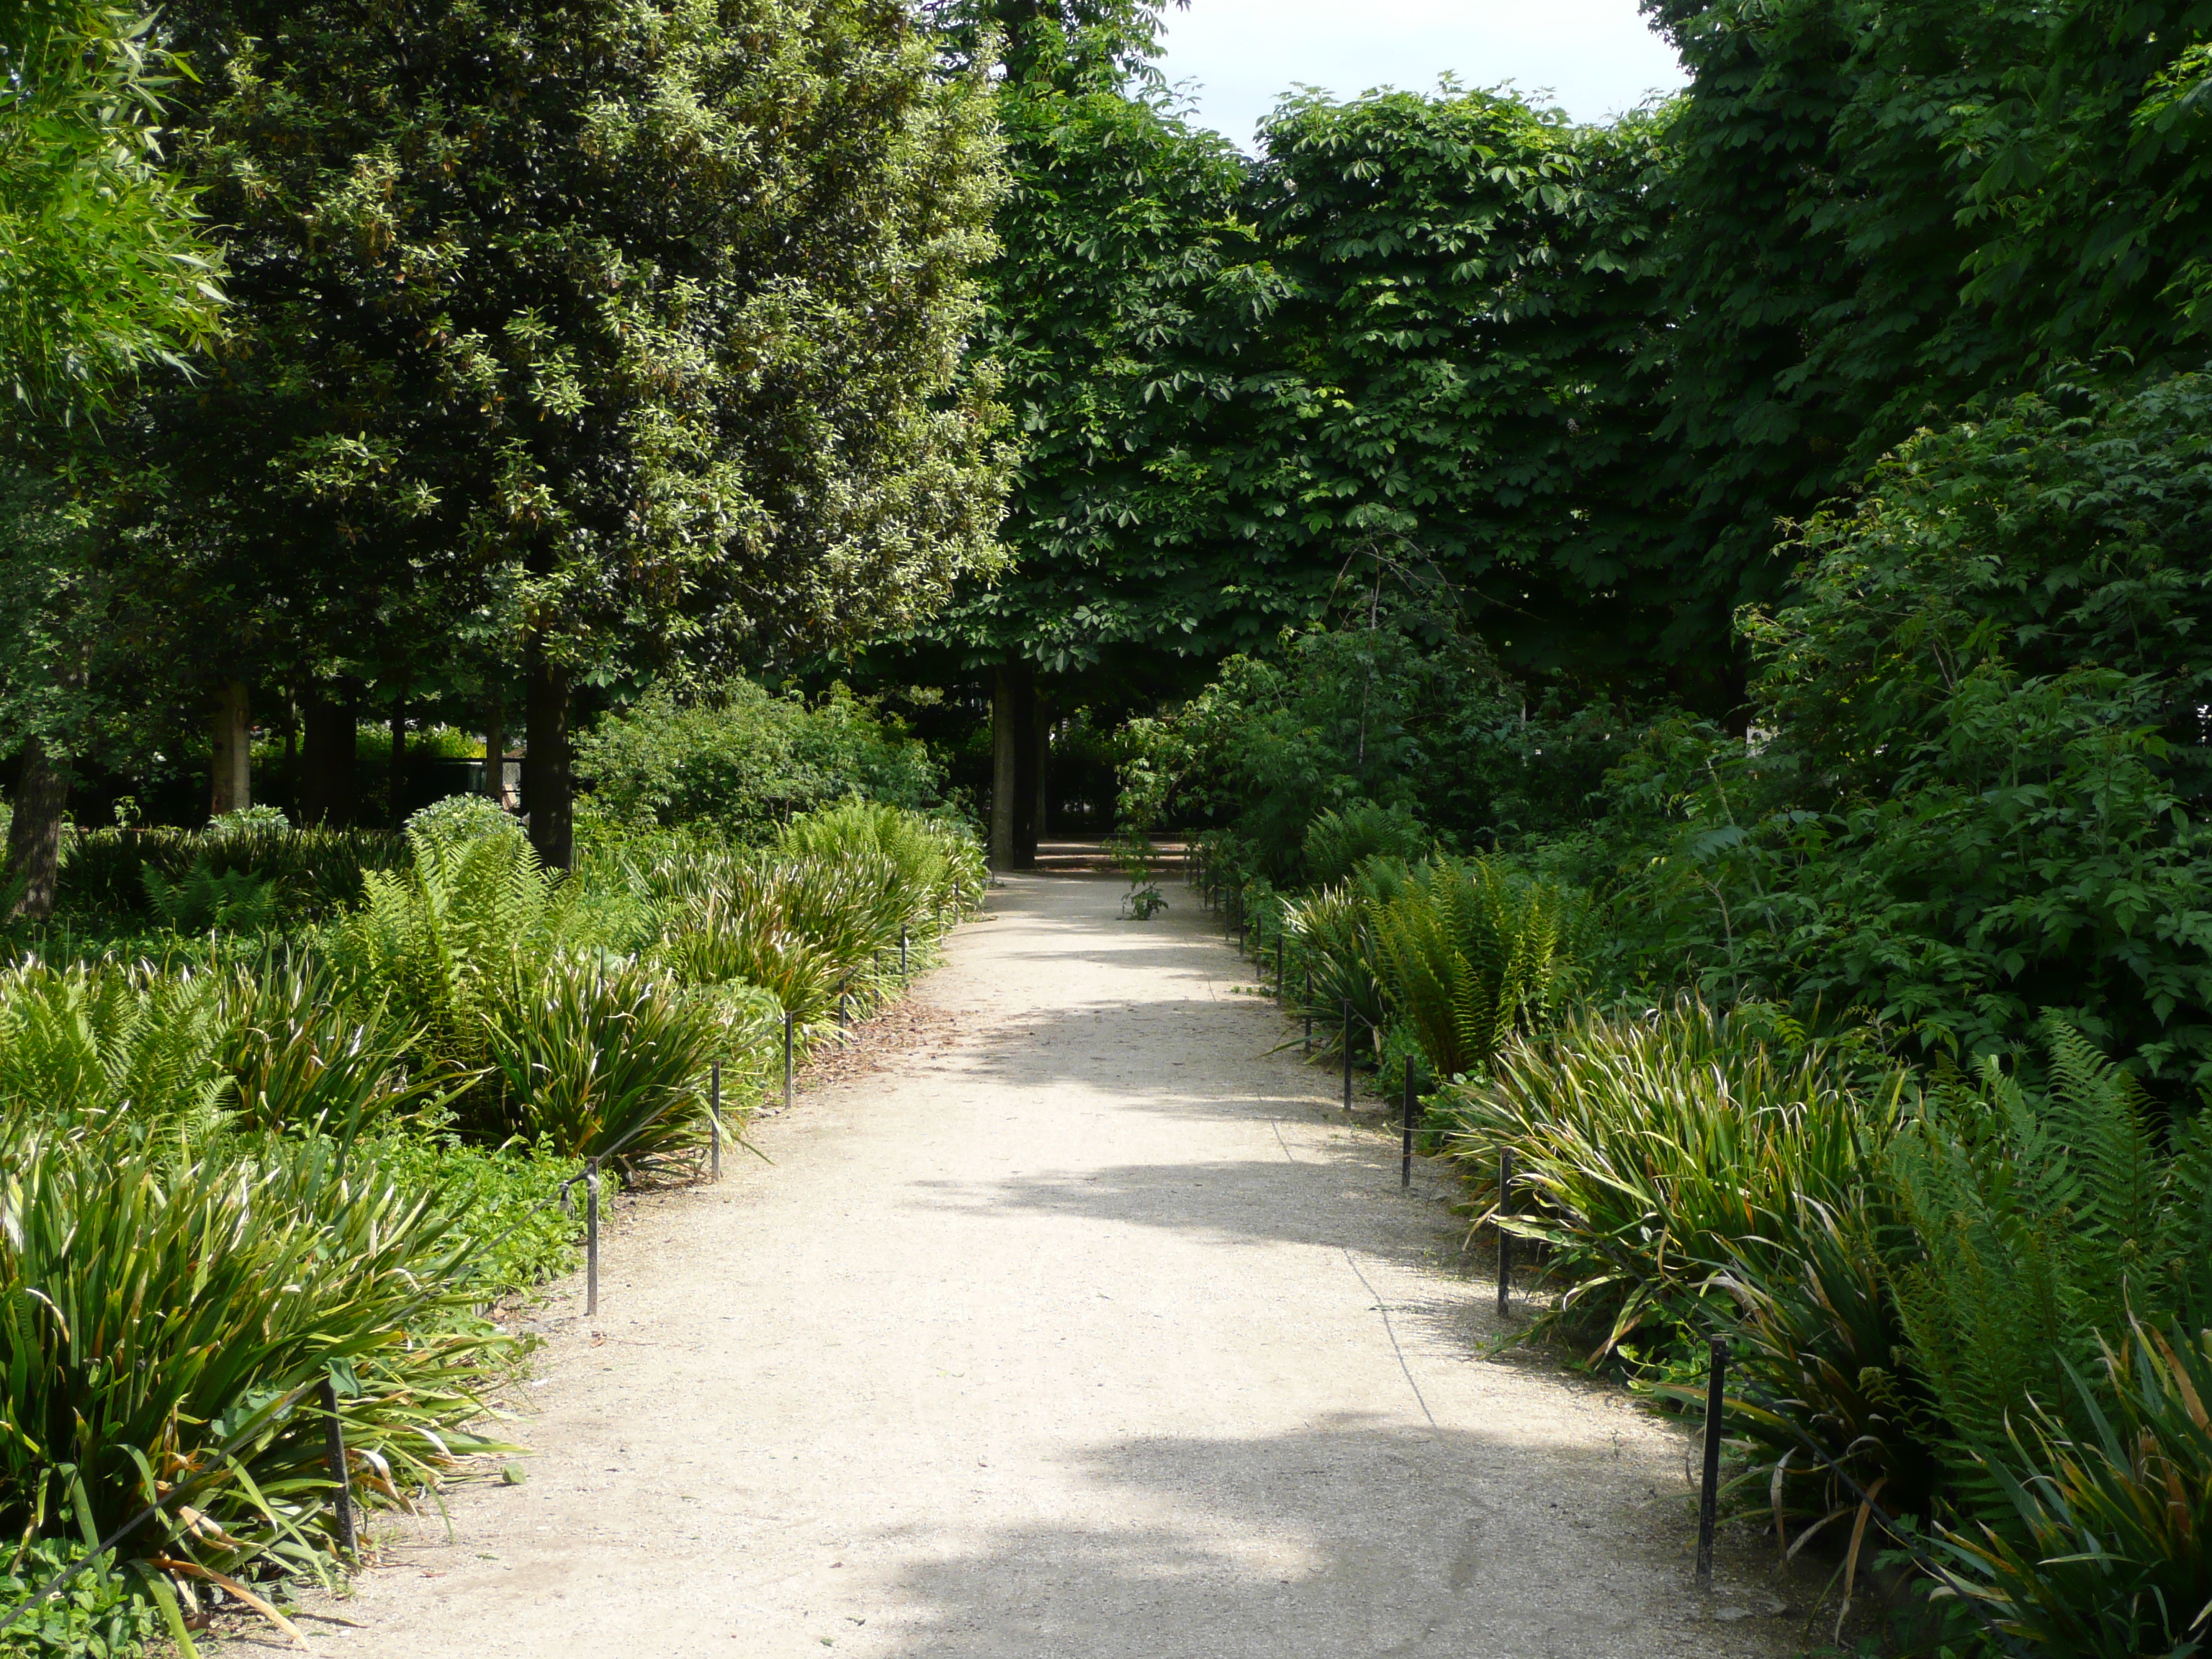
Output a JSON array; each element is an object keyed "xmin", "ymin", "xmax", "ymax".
[
  {"xmin": 54, "ymin": 826, "xmax": 406, "ymax": 925},
  {"xmin": 575, "ymin": 679, "xmax": 941, "ymax": 840}
]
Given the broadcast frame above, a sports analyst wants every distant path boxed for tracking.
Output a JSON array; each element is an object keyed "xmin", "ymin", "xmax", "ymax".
[{"xmin": 329, "ymin": 874, "xmax": 1791, "ymax": 1657}]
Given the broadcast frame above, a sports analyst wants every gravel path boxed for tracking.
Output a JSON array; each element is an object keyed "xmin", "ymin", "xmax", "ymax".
[{"xmin": 323, "ymin": 873, "xmax": 1796, "ymax": 1657}]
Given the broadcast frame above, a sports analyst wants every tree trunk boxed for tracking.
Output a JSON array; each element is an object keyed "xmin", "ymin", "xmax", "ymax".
[
  {"xmin": 6, "ymin": 739, "xmax": 72, "ymax": 921},
  {"xmin": 482, "ymin": 688, "xmax": 507, "ymax": 806},
  {"xmin": 210, "ymin": 680, "xmax": 251, "ymax": 819},
  {"xmin": 525, "ymin": 636, "xmax": 573, "ymax": 869},
  {"xmin": 300, "ymin": 700, "xmax": 357, "ymax": 826},
  {"xmin": 1029, "ymin": 702, "xmax": 1052, "ymax": 858},
  {"xmin": 1011, "ymin": 675, "xmax": 1039, "ymax": 868},
  {"xmin": 387, "ymin": 703, "xmax": 409, "ymax": 827},
  {"xmin": 990, "ymin": 662, "xmax": 1022, "ymax": 871}
]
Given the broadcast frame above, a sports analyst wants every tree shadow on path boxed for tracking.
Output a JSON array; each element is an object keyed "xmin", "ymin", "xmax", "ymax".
[{"xmin": 865, "ymin": 1412, "xmax": 1787, "ymax": 1659}]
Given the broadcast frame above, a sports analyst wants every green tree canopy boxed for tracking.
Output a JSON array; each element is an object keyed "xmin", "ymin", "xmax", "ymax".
[
  {"xmin": 0, "ymin": 1, "xmax": 222, "ymax": 423},
  {"xmin": 1244, "ymin": 88, "xmax": 1681, "ymax": 678},
  {"xmin": 1645, "ymin": 0, "xmax": 2212, "ymax": 628},
  {"xmin": 133, "ymin": 0, "xmax": 1010, "ymax": 862}
]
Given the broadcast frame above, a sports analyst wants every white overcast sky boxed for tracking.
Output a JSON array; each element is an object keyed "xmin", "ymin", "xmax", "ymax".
[{"xmin": 1153, "ymin": 0, "xmax": 1686, "ymax": 150}]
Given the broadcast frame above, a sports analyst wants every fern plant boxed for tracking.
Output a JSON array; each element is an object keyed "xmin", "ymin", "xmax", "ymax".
[
  {"xmin": 140, "ymin": 863, "xmax": 282, "ymax": 933},
  {"xmin": 0, "ymin": 961, "xmax": 233, "ymax": 1138},
  {"xmin": 1303, "ymin": 804, "xmax": 1429, "ymax": 886},
  {"xmin": 1368, "ymin": 858, "xmax": 1585, "ymax": 1080},
  {"xmin": 331, "ymin": 808, "xmax": 561, "ymax": 1073},
  {"xmin": 1889, "ymin": 1015, "xmax": 2212, "ymax": 1496}
]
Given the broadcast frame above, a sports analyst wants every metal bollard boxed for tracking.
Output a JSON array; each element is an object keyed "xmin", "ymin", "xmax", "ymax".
[
  {"xmin": 1401, "ymin": 1056, "xmax": 1417, "ymax": 1189},
  {"xmin": 320, "ymin": 1374, "xmax": 357, "ymax": 1560},
  {"xmin": 838, "ymin": 985, "xmax": 849, "ymax": 1040},
  {"xmin": 1276, "ymin": 937, "xmax": 1285, "ymax": 997},
  {"xmin": 1237, "ymin": 921, "xmax": 1246, "ymax": 956},
  {"xmin": 585, "ymin": 1160, "xmax": 601, "ymax": 1318},
  {"xmin": 709, "ymin": 1059, "xmax": 722, "ymax": 1179},
  {"xmin": 1303, "ymin": 968, "xmax": 1313, "ymax": 1053},
  {"xmin": 1342, "ymin": 1000, "xmax": 1354, "ymax": 1110},
  {"xmin": 900, "ymin": 925, "xmax": 909, "ymax": 979},
  {"xmin": 783, "ymin": 1010, "xmax": 794, "ymax": 1111},
  {"xmin": 1496, "ymin": 1148, "xmax": 1514, "ymax": 1317},
  {"xmin": 1696, "ymin": 1337, "xmax": 1727, "ymax": 1588}
]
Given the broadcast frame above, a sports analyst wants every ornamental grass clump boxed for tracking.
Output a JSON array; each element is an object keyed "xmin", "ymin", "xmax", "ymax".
[
  {"xmin": 1441, "ymin": 999, "xmax": 1905, "ymax": 1357},
  {"xmin": 0, "ymin": 1127, "xmax": 510, "ymax": 1620},
  {"xmin": 486, "ymin": 956, "xmax": 722, "ymax": 1166},
  {"xmin": 1938, "ymin": 1320, "xmax": 2212, "ymax": 1659}
]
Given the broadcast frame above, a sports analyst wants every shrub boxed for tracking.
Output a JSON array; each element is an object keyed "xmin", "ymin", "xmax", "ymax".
[
  {"xmin": 53, "ymin": 826, "xmax": 406, "ymax": 926},
  {"xmin": 575, "ymin": 679, "xmax": 940, "ymax": 840}
]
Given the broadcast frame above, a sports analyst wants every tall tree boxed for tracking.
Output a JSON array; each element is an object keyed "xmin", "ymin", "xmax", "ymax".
[
  {"xmin": 0, "ymin": 0, "xmax": 223, "ymax": 916},
  {"xmin": 891, "ymin": 1, "xmax": 1312, "ymax": 865},
  {"xmin": 154, "ymin": 0, "xmax": 1010, "ymax": 866},
  {"xmin": 1244, "ymin": 88, "xmax": 1681, "ymax": 677},
  {"xmin": 1642, "ymin": 0, "xmax": 2212, "ymax": 639}
]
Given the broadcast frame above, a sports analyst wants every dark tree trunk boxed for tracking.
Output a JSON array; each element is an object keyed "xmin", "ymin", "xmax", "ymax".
[
  {"xmin": 387, "ymin": 703, "xmax": 409, "ymax": 827},
  {"xmin": 482, "ymin": 688, "xmax": 507, "ymax": 806},
  {"xmin": 525, "ymin": 636, "xmax": 573, "ymax": 870},
  {"xmin": 210, "ymin": 680, "xmax": 251, "ymax": 818},
  {"xmin": 992, "ymin": 661, "xmax": 1043, "ymax": 871},
  {"xmin": 1029, "ymin": 701, "xmax": 1052, "ymax": 858},
  {"xmin": 300, "ymin": 700, "xmax": 357, "ymax": 826},
  {"xmin": 6, "ymin": 739, "xmax": 72, "ymax": 921}
]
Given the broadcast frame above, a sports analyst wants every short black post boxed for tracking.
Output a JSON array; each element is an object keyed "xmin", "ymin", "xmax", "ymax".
[
  {"xmin": 585, "ymin": 1160, "xmax": 601, "ymax": 1318},
  {"xmin": 838, "ymin": 984, "xmax": 849, "ymax": 1040},
  {"xmin": 1237, "ymin": 921, "xmax": 1246, "ymax": 956},
  {"xmin": 709, "ymin": 1059, "xmax": 722, "ymax": 1180},
  {"xmin": 1696, "ymin": 1336, "xmax": 1727, "ymax": 1588},
  {"xmin": 783, "ymin": 1010, "xmax": 794, "ymax": 1111},
  {"xmin": 1303, "ymin": 968, "xmax": 1313, "ymax": 1053},
  {"xmin": 1275, "ymin": 937, "xmax": 1285, "ymax": 997},
  {"xmin": 1401, "ymin": 1056, "xmax": 1418, "ymax": 1188},
  {"xmin": 1341, "ymin": 1000, "xmax": 1354, "ymax": 1110},
  {"xmin": 320, "ymin": 1374, "xmax": 357, "ymax": 1560},
  {"xmin": 1496, "ymin": 1148, "xmax": 1514, "ymax": 1317}
]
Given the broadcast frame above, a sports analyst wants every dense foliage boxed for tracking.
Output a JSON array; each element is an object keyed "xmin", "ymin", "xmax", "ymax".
[
  {"xmin": 575, "ymin": 681, "xmax": 943, "ymax": 840},
  {"xmin": 0, "ymin": 787, "xmax": 980, "ymax": 1646}
]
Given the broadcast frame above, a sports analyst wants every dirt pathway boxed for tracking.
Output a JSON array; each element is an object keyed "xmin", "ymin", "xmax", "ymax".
[{"xmin": 324, "ymin": 874, "xmax": 1794, "ymax": 1658}]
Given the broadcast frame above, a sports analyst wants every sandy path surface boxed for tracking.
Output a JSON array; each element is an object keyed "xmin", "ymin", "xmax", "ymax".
[{"xmin": 323, "ymin": 873, "xmax": 1794, "ymax": 1658}]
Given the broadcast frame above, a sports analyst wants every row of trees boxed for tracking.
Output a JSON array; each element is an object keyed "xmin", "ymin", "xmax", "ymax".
[
  {"xmin": 1, "ymin": 0, "xmax": 1017, "ymax": 907},
  {"xmin": 868, "ymin": 0, "xmax": 2212, "ymax": 865},
  {"xmin": 11, "ymin": 0, "xmax": 2212, "ymax": 874}
]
